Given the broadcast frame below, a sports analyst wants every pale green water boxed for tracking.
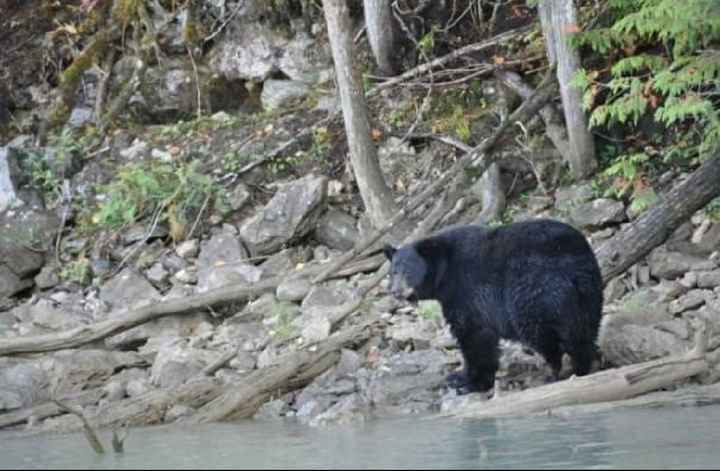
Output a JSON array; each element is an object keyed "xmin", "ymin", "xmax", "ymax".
[{"xmin": 2, "ymin": 405, "xmax": 720, "ymax": 469}]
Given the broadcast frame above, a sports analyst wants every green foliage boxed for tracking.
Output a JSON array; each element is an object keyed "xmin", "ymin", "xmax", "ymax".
[
  {"xmin": 706, "ymin": 196, "xmax": 720, "ymax": 221},
  {"xmin": 268, "ymin": 302, "xmax": 299, "ymax": 340},
  {"xmin": 24, "ymin": 129, "xmax": 82, "ymax": 201},
  {"xmin": 60, "ymin": 256, "xmax": 91, "ymax": 285},
  {"xmin": 222, "ymin": 151, "xmax": 255, "ymax": 173},
  {"xmin": 574, "ymin": 0, "xmax": 720, "ymax": 163},
  {"xmin": 418, "ymin": 27, "xmax": 437, "ymax": 57},
  {"xmin": 417, "ymin": 301, "xmax": 442, "ymax": 322},
  {"xmin": 92, "ymin": 160, "xmax": 216, "ymax": 234}
]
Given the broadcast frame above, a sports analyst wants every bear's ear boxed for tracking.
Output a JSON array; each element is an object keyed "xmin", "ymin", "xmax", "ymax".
[
  {"xmin": 415, "ymin": 239, "xmax": 449, "ymax": 290},
  {"xmin": 383, "ymin": 244, "xmax": 397, "ymax": 260}
]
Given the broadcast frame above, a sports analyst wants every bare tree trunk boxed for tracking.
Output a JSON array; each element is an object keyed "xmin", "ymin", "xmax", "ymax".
[
  {"xmin": 539, "ymin": 0, "xmax": 596, "ymax": 179},
  {"xmin": 364, "ymin": 0, "xmax": 398, "ymax": 76},
  {"xmin": 597, "ymin": 156, "xmax": 720, "ymax": 284},
  {"xmin": 324, "ymin": 0, "xmax": 400, "ymax": 227}
]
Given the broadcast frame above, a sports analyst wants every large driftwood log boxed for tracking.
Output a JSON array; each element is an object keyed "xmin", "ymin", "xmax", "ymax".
[
  {"xmin": 191, "ymin": 317, "xmax": 379, "ymax": 423},
  {"xmin": 0, "ymin": 277, "xmax": 280, "ymax": 356},
  {"xmin": 446, "ymin": 326, "xmax": 713, "ymax": 420},
  {"xmin": 597, "ymin": 155, "xmax": 720, "ymax": 284}
]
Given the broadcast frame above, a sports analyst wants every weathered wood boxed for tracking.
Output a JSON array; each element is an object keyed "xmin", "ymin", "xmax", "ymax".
[
  {"xmin": 494, "ymin": 69, "xmax": 572, "ymax": 164},
  {"xmin": 597, "ymin": 155, "xmax": 720, "ymax": 284},
  {"xmin": 538, "ymin": 0, "xmax": 596, "ymax": 179},
  {"xmin": 370, "ymin": 25, "xmax": 532, "ymax": 94},
  {"xmin": 548, "ymin": 383, "xmax": 720, "ymax": 418},
  {"xmin": 0, "ymin": 277, "xmax": 280, "ymax": 356},
  {"xmin": 324, "ymin": 0, "xmax": 399, "ymax": 227},
  {"xmin": 446, "ymin": 326, "xmax": 712, "ymax": 420},
  {"xmin": 191, "ymin": 317, "xmax": 380, "ymax": 423},
  {"xmin": 473, "ymin": 162, "xmax": 506, "ymax": 225}
]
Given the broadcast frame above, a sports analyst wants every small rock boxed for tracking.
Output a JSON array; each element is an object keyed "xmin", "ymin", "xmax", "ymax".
[
  {"xmin": 173, "ymin": 267, "xmax": 198, "ymax": 284},
  {"xmin": 257, "ymin": 346, "xmax": 280, "ymax": 369},
  {"xmin": 228, "ymin": 183, "xmax": 251, "ymax": 211},
  {"xmin": 176, "ymin": 239, "xmax": 200, "ymax": 259},
  {"xmin": 669, "ymin": 290, "xmax": 712, "ymax": 315},
  {"xmin": 554, "ymin": 183, "xmax": 595, "ymax": 212},
  {"xmin": 276, "ymin": 277, "xmax": 312, "ymax": 302},
  {"xmin": 697, "ymin": 270, "xmax": 720, "ymax": 288},
  {"xmin": 649, "ymin": 247, "xmax": 716, "ymax": 280},
  {"xmin": 679, "ymin": 272, "xmax": 698, "ymax": 289},
  {"xmin": 102, "ymin": 380, "xmax": 126, "ymax": 401},
  {"xmin": 569, "ymin": 198, "xmax": 626, "ymax": 228},
  {"xmin": 99, "ymin": 268, "xmax": 161, "ymax": 313},
  {"xmin": 34, "ymin": 266, "xmax": 60, "ymax": 290},
  {"xmin": 119, "ymin": 139, "xmax": 149, "ymax": 160},
  {"xmin": 151, "ymin": 148, "xmax": 173, "ymax": 162},
  {"xmin": 260, "ymin": 79, "xmax": 311, "ymax": 111},
  {"xmin": 301, "ymin": 315, "xmax": 331, "ymax": 343},
  {"xmin": 314, "ymin": 209, "xmax": 359, "ymax": 251},
  {"xmin": 146, "ymin": 263, "xmax": 170, "ymax": 284}
]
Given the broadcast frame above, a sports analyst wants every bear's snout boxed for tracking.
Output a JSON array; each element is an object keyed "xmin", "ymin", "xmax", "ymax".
[{"xmin": 389, "ymin": 278, "xmax": 417, "ymax": 303}]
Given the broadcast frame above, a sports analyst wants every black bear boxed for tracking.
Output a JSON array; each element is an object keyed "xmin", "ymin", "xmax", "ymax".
[{"xmin": 383, "ymin": 219, "xmax": 603, "ymax": 393}]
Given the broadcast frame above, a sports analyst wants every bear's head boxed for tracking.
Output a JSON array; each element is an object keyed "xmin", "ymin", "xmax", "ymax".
[{"xmin": 383, "ymin": 238, "xmax": 448, "ymax": 302}]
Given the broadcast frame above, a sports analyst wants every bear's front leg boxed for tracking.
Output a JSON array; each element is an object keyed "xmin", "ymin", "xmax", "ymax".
[{"xmin": 451, "ymin": 328, "xmax": 500, "ymax": 394}]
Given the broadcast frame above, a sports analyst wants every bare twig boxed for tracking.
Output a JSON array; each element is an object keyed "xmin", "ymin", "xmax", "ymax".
[
  {"xmin": 187, "ymin": 45, "xmax": 202, "ymax": 119},
  {"xmin": 53, "ymin": 400, "xmax": 105, "ymax": 455}
]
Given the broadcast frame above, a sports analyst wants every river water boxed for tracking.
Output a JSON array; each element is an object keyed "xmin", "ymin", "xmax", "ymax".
[{"xmin": 2, "ymin": 405, "xmax": 720, "ymax": 469}]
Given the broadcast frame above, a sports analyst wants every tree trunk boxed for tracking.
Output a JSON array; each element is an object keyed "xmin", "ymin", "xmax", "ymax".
[
  {"xmin": 597, "ymin": 156, "xmax": 720, "ymax": 284},
  {"xmin": 364, "ymin": 0, "xmax": 398, "ymax": 76},
  {"xmin": 539, "ymin": 0, "xmax": 596, "ymax": 179},
  {"xmin": 324, "ymin": 0, "xmax": 400, "ymax": 228}
]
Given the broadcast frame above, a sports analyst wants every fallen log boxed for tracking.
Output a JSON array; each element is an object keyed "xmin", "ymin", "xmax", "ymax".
[
  {"xmin": 597, "ymin": 155, "xmax": 720, "ymax": 284},
  {"xmin": 445, "ymin": 323, "xmax": 713, "ymax": 420},
  {"xmin": 547, "ymin": 382, "xmax": 720, "ymax": 419},
  {"xmin": 191, "ymin": 316, "xmax": 381, "ymax": 423},
  {"xmin": 0, "ymin": 277, "xmax": 280, "ymax": 356}
]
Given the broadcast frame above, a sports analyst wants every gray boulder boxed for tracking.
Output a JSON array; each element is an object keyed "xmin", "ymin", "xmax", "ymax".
[{"xmin": 240, "ymin": 175, "xmax": 327, "ymax": 255}]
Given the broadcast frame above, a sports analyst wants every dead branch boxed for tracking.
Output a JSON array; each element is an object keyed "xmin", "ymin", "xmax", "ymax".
[
  {"xmin": 369, "ymin": 25, "xmax": 532, "ymax": 95},
  {"xmin": 446, "ymin": 323, "xmax": 713, "ymax": 420},
  {"xmin": 494, "ymin": 69, "xmax": 572, "ymax": 164},
  {"xmin": 53, "ymin": 399, "xmax": 105, "ymax": 454}
]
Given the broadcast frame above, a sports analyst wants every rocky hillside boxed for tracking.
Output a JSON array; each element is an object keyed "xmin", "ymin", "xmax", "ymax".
[{"xmin": 1, "ymin": 0, "xmax": 720, "ymax": 433}]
